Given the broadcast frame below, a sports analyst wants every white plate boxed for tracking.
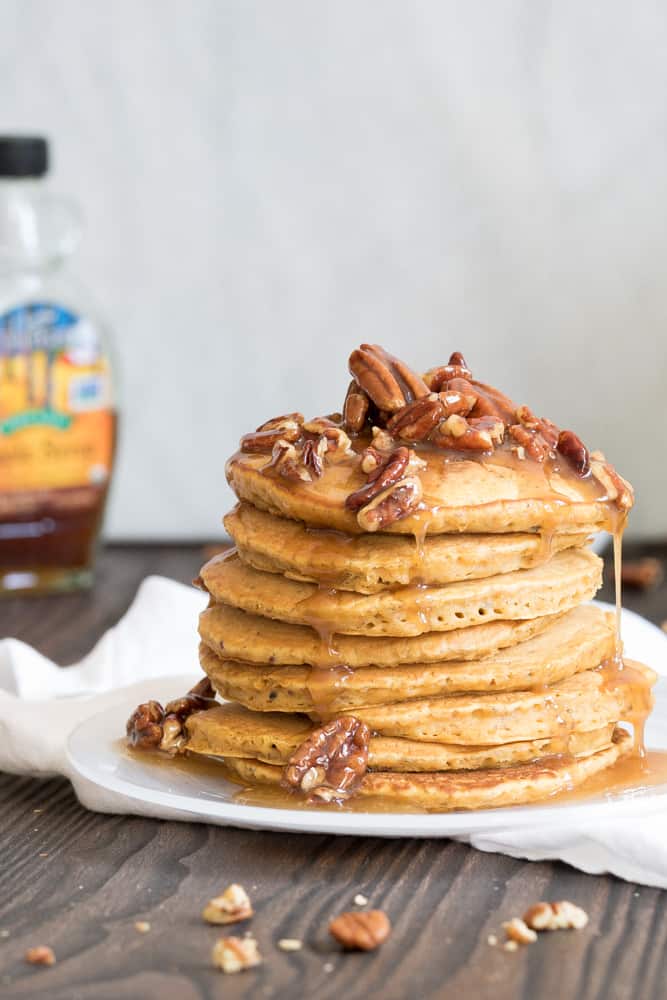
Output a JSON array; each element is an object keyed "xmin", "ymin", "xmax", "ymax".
[{"xmin": 66, "ymin": 604, "xmax": 667, "ymax": 838}]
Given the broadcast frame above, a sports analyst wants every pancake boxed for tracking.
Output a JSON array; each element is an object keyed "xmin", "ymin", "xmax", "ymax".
[
  {"xmin": 185, "ymin": 701, "xmax": 616, "ymax": 772},
  {"xmin": 226, "ymin": 444, "xmax": 620, "ymax": 536},
  {"xmin": 352, "ymin": 663, "xmax": 657, "ymax": 745},
  {"xmin": 225, "ymin": 502, "xmax": 590, "ymax": 593},
  {"xmin": 213, "ymin": 728, "xmax": 632, "ymax": 810},
  {"xmin": 199, "ymin": 548, "xmax": 602, "ymax": 638},
  {"xmin": 198, "ymin": 606, "xmax": 617, "ymax": 712},
  {"xmin": 199, "ymin": 602, "xmax": 562, "ymax": 668}
]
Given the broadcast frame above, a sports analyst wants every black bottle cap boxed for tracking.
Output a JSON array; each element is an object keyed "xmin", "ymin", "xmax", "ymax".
[{"xmin": 0, "ymin": 136, "xmax": 49, "ymax": 177}]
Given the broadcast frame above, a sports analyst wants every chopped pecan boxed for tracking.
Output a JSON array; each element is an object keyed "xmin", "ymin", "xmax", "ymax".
[
  {"xmin": 211, "ymin": 935, "xmax": 262, "ymax": 973},
  {"xmin": 508, "ymin": 423, "xmax": 554, "ymax": 462},
  {"xmin": 503, "ymin": 918, "xmax": 537, "ymax": 945},
  {"xmin": 557, "ymin": 430, "xmax": 590, "ymax": 476},
  {"xmin": 589, "ymin": 454, "xmax": 633, "ymax": 510},
  {"xmin": 433, "ymin": 415, "xmax": 504, "ymax": 452},
  {"xmin": 386, "ymin": 394, "xmax": 444, "ymax": 441},
  {"xmin": 356, "ymin": 476, "xmax": 422, "ymax": 531},
  {"xmin": 329, "ymin": 910, "xmax": 391, "ymax": 951},
  {"xmin": 360, "ymin": 445, "xmax": 384, "ymax": 474},
  {"xmin": 469, "ymin": 381, "xmax": 516, "ymax": 423},
  {"xmin": 203, "ymin": 884, "xmax": 254, "ymax": 925},
  {"xmin": 345, "ymin": 446, "xmax": 411, "ymax": 512},
  {"xmin": 240, "ymin": 413, "xmax": 303, "ymax": 452},
  {"xmin": 126, "ymin": 700, "xmax": 164, "ymax": 750},
  {"xmin": 349, "ymin": 344, "xmax": 429, "ymax": 413},
  {"xmin": 267, "ymin": 440, "xmax": 312, "ymax": 482},
  {"xmin": 523, "ymin": 901, "xmax": 588, "ymax": 931},
  {"xmin": 282, "ymin": 716, "xmax": 370, "ymax": 802},
  {"xmin": 343, "ymin": 380, "xmax": 371, "ymax": 433},
  {"xmin": 370, "ymin": 426, "xmax": 395, "ymax": 450}
]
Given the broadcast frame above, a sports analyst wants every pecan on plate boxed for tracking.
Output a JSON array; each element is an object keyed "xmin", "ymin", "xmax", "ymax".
[
  {"xmin": 127, "ymin": 679, "xmax": 216, "ymax": 754},
  {"xmin": 343, "ymin": 380, "xmax": 371, "ymax": 434},
  {"xmin": 349, "ymin": 344, "xmax": 429, "ymax": 414},
  {"xmin": 126, "ymin": 700, "xmax": 164, "ymax": 750},
  {"xmin": 329, "ymin": 910, "xmax": 391, "ymax": 951},
  {"xmin": 345, "ymin": 446, "xmax": 411, "ymax": 512},
  {"xmin": 557, "ymin": 430, "xmax": 590, "ymax": 476},
  {"xmin": 356, "ymin": 476, "xmax": 423, "ymax": 531},
  {"xmin": 386, "ymin": 394, "xmax": 444, "ymax": 441},
  {"xmin": 240, "ymin": 413, "xmax": 303, "ymax": 453},
  {"xmin": 282, "ymin": 716, "xmax": 370, "ymax": 803}
]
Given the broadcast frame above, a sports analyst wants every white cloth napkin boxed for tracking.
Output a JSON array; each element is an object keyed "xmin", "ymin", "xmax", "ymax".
[{"xmin": 2, "ymin": 576, "xmax": 667, "ymax": 887}]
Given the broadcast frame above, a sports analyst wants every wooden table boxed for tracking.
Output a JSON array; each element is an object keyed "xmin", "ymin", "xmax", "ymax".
[{"xmin": 1, "ymin": 542, "xmax": 666, "ymax": 1000}]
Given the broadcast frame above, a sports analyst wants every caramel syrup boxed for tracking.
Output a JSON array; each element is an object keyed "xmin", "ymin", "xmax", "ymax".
[{"xmin": 148, "ymin": 423, "xmax": 662, "ymax": 812}]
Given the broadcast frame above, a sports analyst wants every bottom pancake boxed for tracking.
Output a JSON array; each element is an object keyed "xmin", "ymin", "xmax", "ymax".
[
  {"xmin": 185, "ymin": 702, "xmax": 616, "ymax": 772},
  {"xmin": 213, "ymin": 728, "xmax": 632, "ymax": 811}
]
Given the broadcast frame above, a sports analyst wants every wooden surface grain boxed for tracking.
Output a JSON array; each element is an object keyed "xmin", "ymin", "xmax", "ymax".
[{"xmin": 0, "ymin": 541, "xmax": 666, "ymax": 1000}]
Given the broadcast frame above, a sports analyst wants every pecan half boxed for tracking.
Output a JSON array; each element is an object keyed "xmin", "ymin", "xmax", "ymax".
[
  {"xmin": 356, "ymin": 476, "xmax": 423, "ymax": 531},
  {"xmin": 386, "ymin": 394, "xmax": 444, "ymax": 441},
  {"xmin": 349, "ymin": 344, "xmax": 429, "ymax": 413},
  {"xmin": 282, "ymin": 716, "xmax": 370, "ymax": 802},
  {"xmin": 126, "ymin": 700, "xmax": 164, "ymax": 750},
  {"xmin": 343, "ymin": 380, "xmax": 370, "ymax": 434},
  {"xmin": 240, "ymin": 413, "xmax": 303, "ymax": 453},
  {"xmin": 557, "ymin": 429, "xmax": 590, "ymax": 476},
  {"xmin": 345, "ymin": 446, "xmax": 411, "ymax": 512},
  {"xmin": 302, "ymin": 436, "xmax": 327, "ymax": 478},
  {"xmin": 329, "ymin": 910, "xmax": 391, "ymax": 951}
]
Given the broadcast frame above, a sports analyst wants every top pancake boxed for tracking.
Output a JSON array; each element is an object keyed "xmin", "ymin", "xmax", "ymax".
[
  {"xmin": 225, "ymin": 502, "xmax": 589, "ymax": 593},
  {"xmin": 226, "ymin": 443, "xmax": 618, "ymax": 536}
]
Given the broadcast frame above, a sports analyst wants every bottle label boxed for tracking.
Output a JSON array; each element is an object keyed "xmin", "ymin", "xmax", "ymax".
[{"xmin": 0, "ymin": 302, "xmax": 114, "ymax": 493}]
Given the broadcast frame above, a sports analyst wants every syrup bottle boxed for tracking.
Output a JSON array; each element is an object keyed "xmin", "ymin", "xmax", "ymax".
[{"xmin": 0, "ymin": 136, "xmax": 117, "ymax": 594}]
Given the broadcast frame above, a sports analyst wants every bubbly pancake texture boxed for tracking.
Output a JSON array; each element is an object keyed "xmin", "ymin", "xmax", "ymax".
[
  {"xmin": 199, "ymin": 548, "xmax": 602, "ymax": 638},
  {"xmin": 198, "ymin": 606, "xmax": 617, "ymax": 712},
  {"xmin": 212, "ymin": 729, "xmax": 632, "ymax": 811},
  {"xmin": 185, "ymin": 702, "xmax": 616, "ymax": 772},
  {"xmin": 225, "ymin": 502, "xmax": 590, "ymax": 593},
  {"xmin": 198, "ymin": 601, "xmax": 562, "ymax": 668},
  {"xmin": 351, "ymin": 662, "xmax": 657, "ymax": 745}
]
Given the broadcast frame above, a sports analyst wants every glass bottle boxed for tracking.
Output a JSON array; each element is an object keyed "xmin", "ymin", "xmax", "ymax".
[{"xmin": 0, "ymin": 136, "xmax": 117, "ymax": 594}]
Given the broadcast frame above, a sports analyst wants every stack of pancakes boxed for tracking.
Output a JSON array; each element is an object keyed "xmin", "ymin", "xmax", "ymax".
[{"xmin": 183, "ymin": 349, "xmax": 655, "ymax": 811}]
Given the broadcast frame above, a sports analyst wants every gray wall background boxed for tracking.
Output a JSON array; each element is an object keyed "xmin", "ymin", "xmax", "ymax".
[{"xmin": 3, "ymin": 0, "xmax": 666, "ymax": 538}]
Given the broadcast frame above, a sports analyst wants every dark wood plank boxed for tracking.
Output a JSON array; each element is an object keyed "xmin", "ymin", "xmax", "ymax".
[{"xmin": 1, "ymin": 543, "xmax": 666, "ymax": 999}]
